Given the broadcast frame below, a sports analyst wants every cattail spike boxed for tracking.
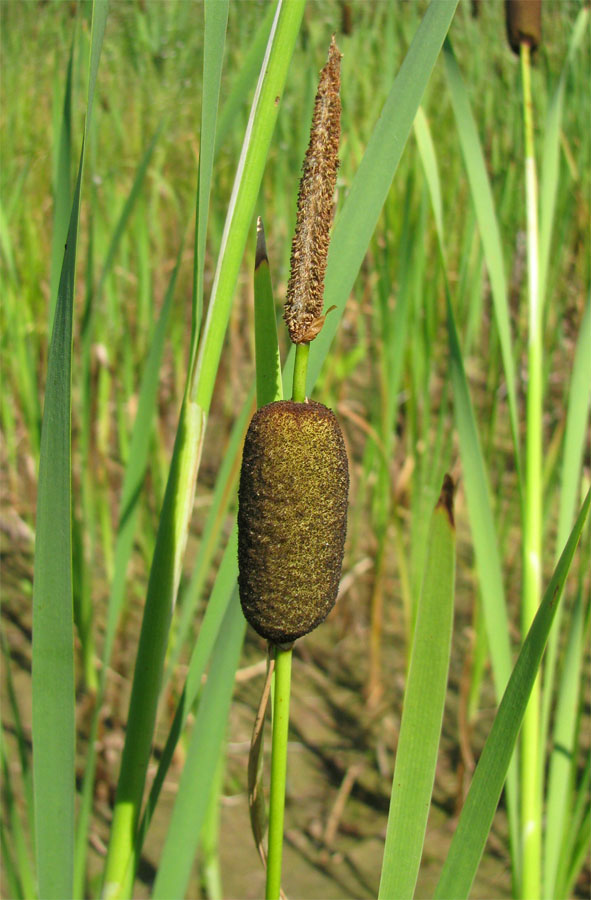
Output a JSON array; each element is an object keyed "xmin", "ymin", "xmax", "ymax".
[
  {"xmin": 505, "ymin": 0, "xmax": 542, "ymax": 55},
  {"xmin": 238, "ymin": 400, "xmax": 348, "ymax": 644},
  {"xmin": 284, "ymin": 36, "xmax": 342, "ymax": 344}
]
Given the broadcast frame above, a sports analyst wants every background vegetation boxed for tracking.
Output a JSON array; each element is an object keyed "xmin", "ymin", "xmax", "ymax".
[{"xmin": 1, "ymin": 1, "xmax": 589, "ymax": 898}]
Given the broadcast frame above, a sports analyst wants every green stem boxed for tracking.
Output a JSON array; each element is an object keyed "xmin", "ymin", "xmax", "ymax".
[
  {"xmin": 520, "ymin": 40, "xmax": 542, "ymax": 900},
  {"xmin": 264, "ymin": 341, "xmax": 309, "ymax": 899},
  {"xmin": 265, "ymin": 645, "xmax": 292, "ymax": 900},
  {"xmin": 292, "ymin": 342, "xmax": 310, "ymax": 403}
]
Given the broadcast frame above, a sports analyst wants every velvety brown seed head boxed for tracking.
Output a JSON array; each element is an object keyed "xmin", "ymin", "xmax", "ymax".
[
  {"xmin": 505, "ymin": 0, "xmax": 542, "ymax": 55},
  {"xmin": 237, "ymin": 400, "xmax": 349, "ymax": 644},
  {"xmin": 284, "ymin": 37, "xmax": 341, "ymax": 345}
]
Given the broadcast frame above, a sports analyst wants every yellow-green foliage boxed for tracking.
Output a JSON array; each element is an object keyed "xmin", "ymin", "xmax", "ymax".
[{"xmin": 238, "ymin": 400, "xmax": 348, "ymax": 644}]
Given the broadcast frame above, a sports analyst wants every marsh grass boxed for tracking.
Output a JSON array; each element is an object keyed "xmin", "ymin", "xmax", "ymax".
[{"xmin": 1, "ymin": 1, "xmax": 589, "ymax": 898}]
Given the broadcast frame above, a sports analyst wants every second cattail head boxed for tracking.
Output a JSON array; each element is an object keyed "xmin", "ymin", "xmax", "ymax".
[{"xmin": 505, "ymin": 0, "xmax": 542, "ymax": 55}]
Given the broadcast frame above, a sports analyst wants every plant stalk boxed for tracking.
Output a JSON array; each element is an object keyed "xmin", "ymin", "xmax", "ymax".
[
  {"xmin": 265, "ymin": 644, "xmax": 292, "ymax": 900},
  {"xmin": 265, "ymin": 340, "xmax": 310, "ymax": 898},
  {"xmin": 292, "ymin": 342, "xmax": 310, "ymax": 403},
  {"xmin": 520, "ymin": 39, "xmax": 542, "ymax": 900}
]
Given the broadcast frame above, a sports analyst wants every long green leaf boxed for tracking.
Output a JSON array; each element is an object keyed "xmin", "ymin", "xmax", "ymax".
[
  {"xmin": 32, "ymin": 134, "xmax": 81, "ymax": 900},
  {"xmin": 414, "ymin": 101, "xmax": 520, "ymax": 879},
  {"xmin": 543, "ymin": 587, "xmax": 585, "ymax": 897},
  {"xmin": 379, "ymin": 478, "xmax": 456, "ymax": 899},
  {"xmin": 136, "ymin": 526, "xmax": 239, "ymax": 853},
  {"xmin": 539, "ymin": 8, "xmax": 589, "ymax": 299},
  {"xmin": 190, "ymin": 0, "xmax": 229, "ymax": 358},
  {"xmin": 31, "ymin": 3, "xmax": 106, "ymax": 893},
  {"xmin": 150, "ymin": 204, "xmax": 284, "ymax": 894},
  {"xmin": 443, "ymin": 38, "xmax": 522, "ymax": 494},
  {"xmin": 434, "ymin": 488, "xmax": 591, "ymax": 900},
  {"xmin": 49, "ymin": 38, "xmax": 74, "ymax": 331},
  {"xmin": 307, "ymin": 0, "xmax": 459, "ymax": 391},
  {"xmin": 73, "ymin": 245, "xmax": 181, "ymax": 899},
  {"xmin": 190, "ymin": 0, "xmax": 305, "ymax": 410},
  {"xmin": 152, "ymin": 596, "xmax": 246, "ymax": 899},
  {"xmin": 541, "ymin": 293, "xmax": 591, "ymax": 751},
  {"xmin": 214, "ymin": 1, "xmax": 277, "ymax": 154}
]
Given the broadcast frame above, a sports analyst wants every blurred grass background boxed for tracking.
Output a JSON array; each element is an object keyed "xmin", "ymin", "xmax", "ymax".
[{"xmin": 1, "ymin": 1, "xmax": 589, "ymax": 898}]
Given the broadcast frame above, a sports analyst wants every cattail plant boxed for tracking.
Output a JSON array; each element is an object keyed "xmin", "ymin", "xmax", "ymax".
[
  {"xmin": 237, "ymin": 36, "xmax": 347, "ymax": 900},
  {"xmin": 505, "ymin": 2, "xmax": 544, "ymax": 896}
]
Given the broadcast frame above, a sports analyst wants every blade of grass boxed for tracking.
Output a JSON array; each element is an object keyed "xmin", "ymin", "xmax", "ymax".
[
  {"xmin": 73, "ymin": 245, "xmax": 181, "ymax": 899},
  {"xmin": 190, "ymin": 0, "xmax": 229, "ymax": 360},
  {"xmin": 164, "ymin": 388, "xmax": 254, "ymax": 686},
  {"xmin": 32, "ymin": 141, "xmax": 82, "ymax": 900},
  {"xmin": 541, "ymin": 294, "xmax": 591, "ymax": 749},
  {"xmin": 555, "ymin": 755, "xmax": 591, "ymax": 900},
  {"xmin": 189, "ymin": 0, "xmax": 305, "ymax": 409},
  {"xmin": 136, "ymin": 525, "xmax": 239, "ymax": 854},
  {"xmin": 307, "ymin": 0, "xmax": 459, "ymax": 392},
  {"xmin": 148, "ymin": 208, "xmax": 284, "ymax": 897},
  {"xmin": 0, "ymin": 731, "xmax": 36, "ymax": 900},
  {"xmin": 539, "ymin": 8, "xmax": 589, "ymax": 298},
  {"xmin": 378, "ymin": 477, "xmax": 456, "ymax": 899},
  {"xmin": 543, "ymin": 586, "xmax": 585, "ymax": 897},
  {"xmin": 49, "ymin": 37, "xmax": 74, "ymax": 331},
  {"xmin": 32, "ymin": 0, "xmax": 107, "ymax": 888},
  {"xmin": 214, "ymin": 1, "xmax": 277, "ymax": 155},
  {"xmin": 1, "ymin": 635, "xmax": 35, "ymax": 848},
  {"xmin": 254, "ymin": 217, "xmax": 283, "ymax": 406},
  {"xmin": 0, "ymin": 823, "xmax": 23, "ymax": 900},
  {"xmin": 443, "ymin": 38, "xmax": 522, "ymax": 496},
  {"xmin": 152, "ymin": 594, "xmax": 246, "ymax": 900},
  {"xmin": 414, "ymin": 101, "xmax": 519, "ymax": 883},
  {"xmin": 434, "ymin": 487, "xmax": 591, "ymax": 900}
]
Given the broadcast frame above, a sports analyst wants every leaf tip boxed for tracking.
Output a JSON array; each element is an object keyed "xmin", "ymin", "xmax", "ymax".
[
  {"xmin": 436, "ymin": 474, "xmax": 455, "ymax": 528},
  {"xmin": 255, "ymin": 217, "xmax": 268, "ymax": 271}
]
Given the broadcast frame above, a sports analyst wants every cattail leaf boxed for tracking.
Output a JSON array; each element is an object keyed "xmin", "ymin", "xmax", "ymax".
[
  {"xmin": 434, "ymin": 488, "xmax": 591, "ymax": 900},
  {"xmin": 49, "ymin": 37, "xmax": 74, "ymax": 331},
  {"xmin": 163, "ymin": 390, "xmax": 255, "ymax": 686},
  {"xmin": 255, "ymin": 218, "xmax": 283, "ymax": 406},
  {"xmin": 73, "ymin": 243, "xmax": 182, "ymax": 899},
  {"xmin": 539, "ymin": 8, "xmax": 589, "ymax": 301},
  {"xmin": 543, "ymin": 586, "xmax": 586, "ymax": 898},
  {"xmin": 306, "ymin": 0, "xmax": 459, "ymax": 392},
  {"xmin": 152, "ymin": 595, "xmax": 246, "ymax": 900},
  {"xmin": 190, "ymin": 0, "xmax": 229, "ymax": 357},
  {"xmin": 32, "ymin": 3, "xmax": 107, "ymax": 895},
  {"xmin": 442, "ymin": 37, "xmax": 522, "ymax": 493},
  {"xmin": 414, "ymin": 93, "xmax": 520, "ymax": 880},
  {"xmin": 379, "ymin": 476, "xmax": 456, "ymax": 900}
]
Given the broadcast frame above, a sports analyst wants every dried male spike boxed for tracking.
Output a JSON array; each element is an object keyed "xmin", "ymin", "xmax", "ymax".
[
  {"xmin": 505, "ymin": 0, "xmax": 542, "ymax": 55},
  {"xmin": 284, "ymin": 37, "xmax": 341, "ymax": 345},
  {"xmin": 238, "ymin": 400, "xmax": 349, "ymax": 644}
]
